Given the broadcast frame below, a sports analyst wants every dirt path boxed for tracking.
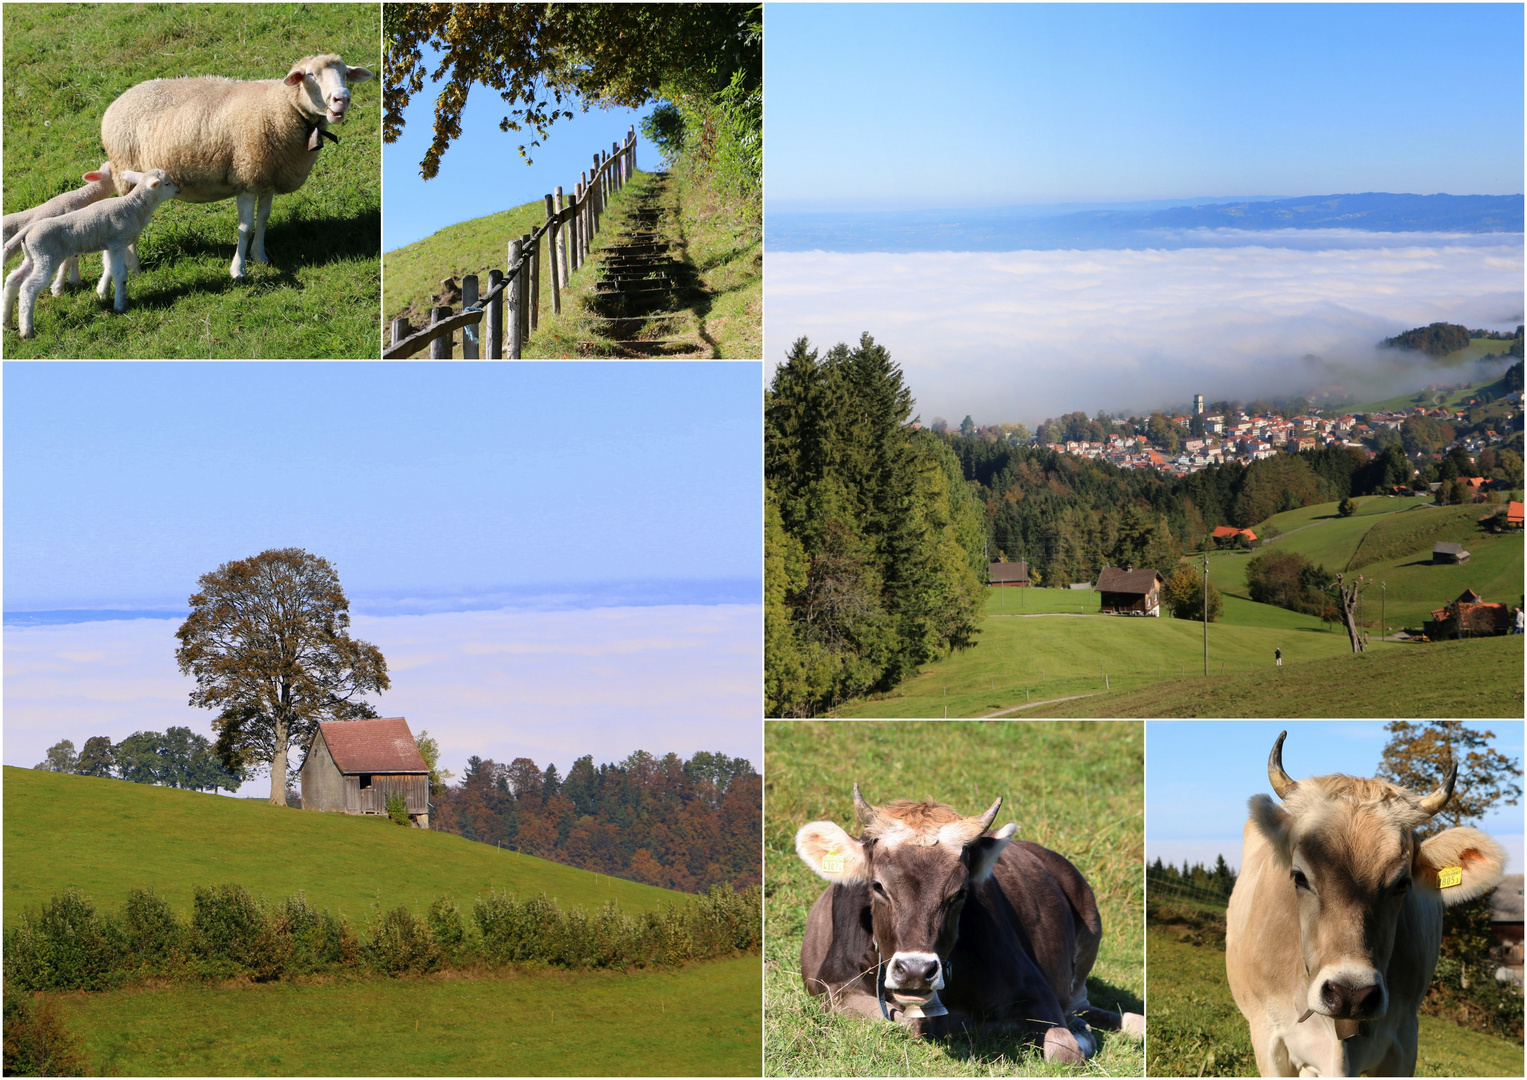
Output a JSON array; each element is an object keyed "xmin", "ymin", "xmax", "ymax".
[{"xmin": 978, "ymin": 692, "xmax": 1104, "ymax": 717}]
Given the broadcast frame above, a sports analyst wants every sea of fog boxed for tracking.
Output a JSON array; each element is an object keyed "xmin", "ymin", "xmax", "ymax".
[
  {"xmin": 3, "ymin": 601, "xmax": 762, "ymax": 797},
  {"xmin": 764, "ymin": 231, "xmax": 1524, "ymax": 425}
]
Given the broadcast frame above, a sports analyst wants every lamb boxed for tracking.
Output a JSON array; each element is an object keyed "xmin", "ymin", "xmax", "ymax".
[
  {"xmin": 3, "ymin": 169, "xmax": 180, "ymax": 339},
  {"xmin": 101, "ymin": 54, "xmax": 372, "ymax": 281},
  {"xmin": 2, "ymin": 162, "xmax": 121, "ymax": 292}
]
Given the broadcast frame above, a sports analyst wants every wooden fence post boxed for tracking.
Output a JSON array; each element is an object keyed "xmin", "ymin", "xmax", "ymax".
[
  {"xmin": 529, "ymin": 227, "xmax": 540, "ymax": 332},
  {"xmin": 506, "ymin": 239, "xmax": 522, "ymax": 359},
  {"xmin": 630, "ymin": 125, "xmax": 637, "ymax": 175},
  {"xmin": 460, "ymin": 275, "xmax": 479, "ymax": 359},
  {"xmin": 390, "ymin": 316, "xmax": 411, "ymax": 350},
  {"xmin": 429, "ymin": 306, "xmax": 451, "ymax": 359},
  {"xmin": 554, "ymin": 187, "xmax": 568, "ymax": 289},
  {"xmin": 518, "ymin": 233, "xmax": 532, "ymax": 346},
  {"xmin": 612, "ymin": 141, "xmax": 620, "ymax": 192},
  {"xmin": 592, "ymin": 153, "xmax": 602, "ymax": 234},
  {"xmin": 577, "ymin": 175, "xmax": 587, "ymax": 266},
  {"xmin": 545, "ymin": 193, "xmax": 561, "ymax": 315},
  {"xmin": 486, "ymin": 269, "xmax": 503, "ymax": 359}
]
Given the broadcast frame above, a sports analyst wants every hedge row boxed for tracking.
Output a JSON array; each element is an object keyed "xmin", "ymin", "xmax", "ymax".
[{"xmin": 3, "ymin": 883, "xmax": 761, "ymax": 992}]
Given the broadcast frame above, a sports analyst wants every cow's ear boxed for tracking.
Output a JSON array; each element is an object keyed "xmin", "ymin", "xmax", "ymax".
[
  {"xmin": 1415, "ymin": 826, "xmax": 1506, "ymax": 905},
  {"xmin": 1248, "ymin": 794, "xmax": 1293, "ymax": 862},
  {"xmin": 968, "ymin": 823, "xmax": 1017, "ymax": 883},
  {"xmin": 797, "ymin": 820, "xmax": 867, "ymax": 884}
]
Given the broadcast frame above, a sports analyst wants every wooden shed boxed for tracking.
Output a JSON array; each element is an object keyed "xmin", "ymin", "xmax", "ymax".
[
  {"xmin": 300, "ymin": 717, "xmax": 430, "ymax": 827},
  {"xmin": 1432, "ymin": 541, "xmax": 1471, "ymax": 564},
  {"xmin": 988, "ymin": 560, "xmax": 1030, "ymax": 586},
  {"xmin": 1095, "ymin": 567, "xmax": 1163, "ymax": 616}
]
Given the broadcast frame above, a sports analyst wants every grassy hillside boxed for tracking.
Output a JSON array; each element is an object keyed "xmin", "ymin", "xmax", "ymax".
[
  {"xmin": 56, "ymin": 955, "xmax": 761, "ymax": 1076},
  {"xmin": 3, "ymin": 767, "xmax": 683, "ymax": 927},
  {"xmin": 382, "ymin": 168, "xmax": 760, "ymax": 358},
  {"xmin": 764, "ymin": 720, "xmax": 1143, "ymax": 1077},
  {"xmin": 2, "ymin": 4, "xmax": 380, "ymax": 358}
]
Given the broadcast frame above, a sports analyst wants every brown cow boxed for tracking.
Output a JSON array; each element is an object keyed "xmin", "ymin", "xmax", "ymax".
[
  {"xmin": 1226, "ymin": 731, "xmax": 1506, "ymax": 1076},
  {"xmin": 795, "ymin": 784, "xmax": 1144, "ymax": 1063}
]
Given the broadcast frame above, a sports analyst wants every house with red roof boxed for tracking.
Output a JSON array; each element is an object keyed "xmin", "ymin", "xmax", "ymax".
[
  {"xmin": 1212, "ymin": 525, "xmax": 1258, "ymax": 545},
  {"xmin": 300, "ymin": 716, "xmax": 431, "ymax": 827},
  {"xmin": 1508, "ymin": 501, "xmax": 1524, "ymax": 528}
]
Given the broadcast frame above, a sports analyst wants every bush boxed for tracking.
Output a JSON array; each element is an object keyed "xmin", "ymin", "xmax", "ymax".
[
  {"xmin": 2, "ymin": 994, "xmax": 89, "ymax": 1077},
  {"xmin": 2, "ymin": 889, "xmax": 124, "ymax": 993},
  {"xmin": 1245, "ymin": 550, "xmax": 1334, "ymax": 617},
  {"xmin": 385, "ymin": 791, "xmax": 409, "ymax": 826},
  {"xmin": 1163, "ymin": 565, "xmax": 1221, "ymax": 622},
  {"xmin": 639, "ymin": 101, "xmax": 685, "ymax": 165},
  {"xmin": 366, "ymin": 905, "xmax": 442, "ymax": 976},
  {"xmin": 121, "ymin": 887, "xmax": 181, "ymax": 969},
  {"xmin": 273, "ymin": 893, "xmax": 357, "ymax": 975},
  {"xmin": 189, "ymin": 884, "xmax": 285, "ymax": 979},
  {"xmin": 425, "ymin": 896, "xmax": 466, "ymax": 957}
]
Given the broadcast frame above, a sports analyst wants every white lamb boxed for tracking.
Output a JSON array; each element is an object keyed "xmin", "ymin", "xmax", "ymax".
[
  {"xmin": 2, "ymin": 169, "xmax": 180, "ymax": 339},
  {"xmin": 102, "ymin": 54, "xmax": 373, "ymax": 281},
  {"xmin": 2, "ymin": 162, "xmax": 121, "ymax": 292}
]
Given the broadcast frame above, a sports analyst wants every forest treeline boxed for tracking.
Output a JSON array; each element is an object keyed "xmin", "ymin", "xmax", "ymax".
[
  {"xmin": 764, "ymin": 335, "xmax": 987, "ymax": 717},
  {"xmin": 1384, "ymin": 322, "xmax": 1524, "ymax": 359},
  {"xmin": 431, "ymin": 750, "xmax": 759, "ymax": 894}
]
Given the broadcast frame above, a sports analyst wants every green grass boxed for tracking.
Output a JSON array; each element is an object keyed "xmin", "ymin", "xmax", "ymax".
[
  {"xmin": 2, "ymin": 3, "xmax": 380, "ymax": 358},
  {"xmin": 1146, "ymin": 924, "xmax": 1523, "ymax": 1077},
  {"xmin": 53, "ymin": 953, "xmax": 761, "ymax": 1076},
  {"xmin": 3, "ymin": 767, "xmax": 684, "ymax": 928},
  {"xmin": 382, "ymin": 165, "xmax": 760, "ymax": 359},
  {"xmin": 764, "ymin": 720, "xmax": 1144, "ymax": 1077},
  {"xmin": 1024, "ymin": 635, "xmax": 1524, "ymax": 718}
]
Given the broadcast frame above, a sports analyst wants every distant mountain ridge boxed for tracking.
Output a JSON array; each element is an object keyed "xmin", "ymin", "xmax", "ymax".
[{"xmin": 767, "ymin": 192, "xmax": 1525, "ymax": 253}]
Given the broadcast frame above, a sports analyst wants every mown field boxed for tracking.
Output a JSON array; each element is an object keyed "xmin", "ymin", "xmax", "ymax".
[
  {"xmin": 764, "ymin": 720, "xmax": 1144, "ymax": 1077},
  {"xmin": 1147, "ymin": 910, "xmax": 1523, "ymax": 1077},
  {"xmin": 2, "ymin": 3, "xmax": 380, "ymax": 358},
  {"xmin": 52, "ymin": 954, "xmax": 761, "ymax": 1076},
  {"xmin": 834, "ymin": 495, "xmax": 1523, "ymax": 719},
  {"xmin": 3, "ymin": 767, "xmax": 681, "ymax": 926}
]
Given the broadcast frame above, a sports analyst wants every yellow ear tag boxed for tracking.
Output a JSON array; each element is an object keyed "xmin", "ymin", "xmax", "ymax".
[
  {"xmin": 1438, "ymin": 865, "xmax": 1463, "ymax": 889},
  {"xmin": 821, "ymin": 851, "xmax": 845, "ymax": 874}
]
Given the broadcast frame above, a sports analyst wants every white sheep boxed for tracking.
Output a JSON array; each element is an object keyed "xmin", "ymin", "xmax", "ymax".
[
  {"xmin": 2, "ymin": 169, "xmax": 180, "ymax": 339},
  {"xmin": 2, "ymin": 162, "xmax": 122, "ymax": 292},
  {"xmin": 101, "ymin": 54, "xmax": 373, "ymax": 281}
]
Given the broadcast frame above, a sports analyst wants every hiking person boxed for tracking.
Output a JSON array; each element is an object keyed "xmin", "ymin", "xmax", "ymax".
[{"xmin": 1274, "ymin": 646, "xmax": 1282, "ymax": 667}]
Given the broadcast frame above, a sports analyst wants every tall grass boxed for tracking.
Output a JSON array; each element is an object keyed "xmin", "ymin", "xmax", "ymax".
[{"xmin": 3, "ymin": 882, "xmax": 760, "ymax": 993}]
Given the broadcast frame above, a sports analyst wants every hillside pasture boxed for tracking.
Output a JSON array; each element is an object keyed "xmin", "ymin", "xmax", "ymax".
[
  {"xmin": 53, "ymin": 954, "xmax": 761, "ymax": 1076},
  {"xmin": 764, "ymin": 720, "xmax": 1144, "ymax": 1077},
  {"xmin": 3, "ymin": 767, "xmax": 682, "ymax": 928},
  {"xmin": 2, "ymin": 3, "xmax": 380, "ymax": 357}
]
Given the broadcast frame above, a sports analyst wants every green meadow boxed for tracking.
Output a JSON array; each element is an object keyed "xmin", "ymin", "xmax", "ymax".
[
  {"xmin": 764, "ymin": 720, "xmax": 1144, "ymax": 1077},
  {"xmin": 2, "ymin": 3, "xmax": 380, "ymax": 358},
  {"xmin": 834, "ymin": 494, "xmax": 1523, "ymax": 719},
  {"xmin": 4, "ymin": 767, "xmax": 681, "ymax": 926},
  {"xmin": 55, "ymin": 955, "xmax": 761, "ymax": 1076}
]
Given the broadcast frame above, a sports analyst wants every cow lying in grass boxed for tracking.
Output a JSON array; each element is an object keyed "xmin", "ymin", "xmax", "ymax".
[{"xmin": 794, "ymin": 784, "xmax": 1144, "ymax": 1063}]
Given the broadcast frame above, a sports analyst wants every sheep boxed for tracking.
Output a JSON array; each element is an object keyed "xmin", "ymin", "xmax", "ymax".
[
  {"xmin": 2, "ymin": 162, "xmax": 122, "ymax": 292},
  {"xmin": 2, "ymin": 169, "xmax": 180, "ymax": 339},
  {"xmin": 101, "ymin": 54, "xmax": 372, "ymax": 281}
]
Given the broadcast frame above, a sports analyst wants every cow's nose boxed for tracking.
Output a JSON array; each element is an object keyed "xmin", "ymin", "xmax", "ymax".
[
  {"xmin": 1321, "ymin": 979, "xmax": 1382, "ymax": 1017},
  {"xmin": 891, "ymin": 955, "xmax": 939, "ymax": 987}
]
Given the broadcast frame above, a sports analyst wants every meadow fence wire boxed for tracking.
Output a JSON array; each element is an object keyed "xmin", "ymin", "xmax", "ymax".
[
  {"xmin": 1147, "ymin": 866, "xmax": 1235, "ymax": 910},
  {"xmin": 385, "ymin": 128, "xmax": 637, "ymax": 360}
]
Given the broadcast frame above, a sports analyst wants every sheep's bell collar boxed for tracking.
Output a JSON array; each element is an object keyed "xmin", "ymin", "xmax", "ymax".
[{"xmin": 305, "ymin": 122, "xmax": 340, "ymax": 152}]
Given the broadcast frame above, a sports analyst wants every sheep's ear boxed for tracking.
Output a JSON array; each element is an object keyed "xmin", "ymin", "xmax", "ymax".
[
  {"xmin": 345, "ymin": 65, "xmax": 374, "ymax": 84},
  {"xmin": 83, "ymin": 171, "xmax": 106, "ymax": 182},
  {"xmin": 796, "ymin": 820, "xmax": 867, "ymax": 884},
  {"xmin": 1416, "ymin": 826, "xmax": 1506, "ymax": 905},
  {"xmin": 284, "ymin": 69, "xmax": 308, "ymax": 86},
  {"xmin": 145, "ymin": 177, "xmax": 162, "ymax": 190},
  {"xmin": 119, "ymin": 170, "xmax": 144, "ymax": 187}
]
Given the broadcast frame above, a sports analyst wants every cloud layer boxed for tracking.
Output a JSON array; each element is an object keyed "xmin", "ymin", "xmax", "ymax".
[
  {"xmin": 4, "ymin": 604, "xmax": 761, "ymax": 795},
  {"xmin": 765, "ymin": 236, "xmax": 1524, "ymax": 424}
]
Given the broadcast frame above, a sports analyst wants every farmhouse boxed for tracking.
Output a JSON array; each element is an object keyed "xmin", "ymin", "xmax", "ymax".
[
  {"xmin": 300, "ymin": 716, "xmax": 431, "ymax": 827},
  {"xmin": 1492, "ymin": 874, "xmax": 1524, "ymax": 989},
  {"xmin": 1508, "ymin": 501, "xmax": 1524, "ymax": 528},
  {"xmin": 1211, "ymin": 525, "xmax": 1258, "ymax": 545},
  {"xmin": 1095, "ymin": 566, "xmax": 1163, "ymax": 616},
  {"xmin": 988, "ymin": 560, "xmax": 1030, "ymax": 586},
  {"xmin": 1432, "ymin": 541, "xmax": 1471, "ymax": 564},
  {"xmin": 1424, "ymin": 589, "xmax": 1512, "ymax": 639}
]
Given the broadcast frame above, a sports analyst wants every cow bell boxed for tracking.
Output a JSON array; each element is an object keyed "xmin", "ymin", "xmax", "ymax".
[{"xmin": 895, "ymin": 991, "xmax": 948, "ymax": 1020}]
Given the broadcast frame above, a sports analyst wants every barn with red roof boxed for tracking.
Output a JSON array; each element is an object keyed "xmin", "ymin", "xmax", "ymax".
[{"xmin": 300, "ymin": 716, "xmax": 431, "ymax": 827}]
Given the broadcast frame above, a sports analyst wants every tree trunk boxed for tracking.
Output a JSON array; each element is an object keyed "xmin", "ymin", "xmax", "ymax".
[
  {"xmin": 1336, "ymin": 574, "xmax": 1365, "ymax": 654},
  {"xmin": 270, "ymin": 716, "xmax": 288, "ymax": 805}
]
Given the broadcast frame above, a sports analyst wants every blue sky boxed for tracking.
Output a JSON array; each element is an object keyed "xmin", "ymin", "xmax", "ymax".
[
  {"xmin": 384, "ymin": 47, "xmax": 656, "ymax": 251},
  {"xmin": 766, "ymin": 3, "xmax": 1525, "ymax": 212},
  {"xmin": 1148, "ymin": 721, "xmax": 1525, "ymax": 874}
]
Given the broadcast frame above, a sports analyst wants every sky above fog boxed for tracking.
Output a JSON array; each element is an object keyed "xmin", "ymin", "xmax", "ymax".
[
  {"xmin": 766, "ymin": 4, "xmax": 1524, "ymax": 211},
  {"xmin": 765, "ymin": 237, "xmax": 1524, "ymax": 425},
  {"xmin": 3, "ymin": 362, "xmax": 762, "ymax": 791},
  {"xmin": 1147, "ymin": 721, "xmax": 1524, "ymax": 876}
]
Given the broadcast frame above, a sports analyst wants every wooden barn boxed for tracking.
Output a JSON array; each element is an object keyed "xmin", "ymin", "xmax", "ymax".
[
  {"xmin": 988, "ymin": 560, "xmax": 1030, "ymax": 587},
  {"xmin": 1095, "ymin": 566, "xmax": 1163, "ymax": 616},
  {"xmin": 1424, "ymin": 589, "xmax": 1512, "ymax": 639},
  {"xmin": 1433, "ymin": 541, "xmax": 1471, "ymax": 564},
  {"xmin": 300, "ymin": 716, "xmax": 431, "ymax": 827}
]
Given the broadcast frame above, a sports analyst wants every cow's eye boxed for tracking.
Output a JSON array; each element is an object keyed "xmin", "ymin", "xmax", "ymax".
[
  {"xmin": 1394, "ymin": 877, "xmax": 1410, "ymax": 895},
  {"xmin": 870, "ymin": 880, "xmax": 888, "ymax": 898},
  {"xmin": 1291, "ymin": 869, "xmax": 1311, "ymax": 891}
]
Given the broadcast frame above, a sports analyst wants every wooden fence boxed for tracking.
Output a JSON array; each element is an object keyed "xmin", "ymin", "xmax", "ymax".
[{"xmin": 385, "ymin": 127, "xmax": 638, "ymax": 360}]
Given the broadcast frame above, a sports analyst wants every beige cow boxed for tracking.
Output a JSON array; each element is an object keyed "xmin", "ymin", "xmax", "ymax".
[{"xmin": 1225, "ymin": 731, "xmax": 1505, "ymax": 1076}]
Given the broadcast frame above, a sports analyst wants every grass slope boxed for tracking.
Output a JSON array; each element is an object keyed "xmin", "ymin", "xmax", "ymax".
[
  {"xmin": 56, "ymin": 954, "xmax": 761, "ymax": 1076},
  {"xmin": 1025, "ymin": 635, "xmax": 1523, "ymax": 718},
  {"xmin": 1147, "ymin": 924, "xmax": 1523, "ymax": 1077},
  {"xmin": 382, "ymin": 167, "xmax": 760, "ymax": 358},
  {"xmin": 764, "ymin": 720, "xmax": 1144, "ymax": 1077},
  {"xmin": 3, "ymin": 767, "xmax": 682, "ymax": 927},
  {"xmin": 2, "ymin": 4, "xmax": 380, "ymax": 358}
]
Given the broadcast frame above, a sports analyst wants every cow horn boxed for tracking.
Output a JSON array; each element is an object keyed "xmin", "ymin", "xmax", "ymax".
[
  {"xmin": 1418, "ymin": 763, "xmax": 1457, "ymax": 817},
  {"xmin": 972, "ymin": 796, "xmax": 1003, "ymax": 833},
  {"xmin": 1268, "ymin": 730, "xmax": 1298, "ymax": 799},
  {"xmin": 852, "ymin": 782, "xmax": 875, "ymax": 826}
]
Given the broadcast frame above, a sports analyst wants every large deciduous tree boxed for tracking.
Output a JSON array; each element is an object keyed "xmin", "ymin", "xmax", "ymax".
[
  {"xmin": 175, "ymin": 548, "xmax": 389, "ymax": 805},
  {"xmin": 1379, "ymin": 721, "xmax": 1521, "ymax": 835}
]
